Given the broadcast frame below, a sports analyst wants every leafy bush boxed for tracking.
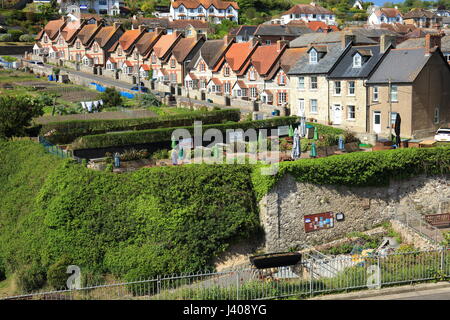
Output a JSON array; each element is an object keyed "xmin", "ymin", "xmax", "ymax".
[
  {"xmin": 7, "ymin": 29, "xmax": 24, "ymax": 41},
  {"xmin": 71, "ymin": 116, "xmax": 300, "ymax": 150},
  {"xmin": 119, "ymin": 148, "xmax": 149, "ymax": 161},
  {"xmin": 0, "ymin": 95, "xmax": 45, "ymax": 138},
  {"xmin": 47, "ymin": 256, "xmax": 73, "ymax": 290},
  {"xmin": 16, "ymin": 264, "xmax": 46, "ymax": 294},
  {"xmin": 151, "ymin": 149, "xmax": 169, "ymax": 160},
  {"xmin": 100, "ymin": 87, "xmax": 123, "ymax": 109},
  {"xmin": 0, "ymin": 34, "xmax": 13, "ymax": 42},
  {"xmin": 40, "ymin": 109, "xmax": 241, "ymax": 144},
  {"xmin": 19, "ymin": 34, "xmax": 34, "ymax": 42}
]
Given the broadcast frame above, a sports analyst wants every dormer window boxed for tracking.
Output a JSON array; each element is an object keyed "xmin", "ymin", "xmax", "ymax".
[
  {"xmin": 309, "ymin": 49, "xmax": 318, "ymax": 64},
  {"xmin": 353, "ymin": 53, "xmax": 362, "ymax": 68},
  {"xmin": 224, "ymin": 66, "xmax": 230, "ymax": 76}
]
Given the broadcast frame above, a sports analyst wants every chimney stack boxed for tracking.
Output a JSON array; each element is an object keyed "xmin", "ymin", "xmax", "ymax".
[
  {"xmin": 380, "ymin": 34, "xmax": 396, "ymax": 53},
  {"xmin": 341, "ymin": 32, "xmax": 356, "ymax": 48},
  {"xmin": 425, "ymin": 33, "xmax": 442, "ymax": 55},
  {"xmin": 276, "ymin": 39, "xmax": 289, "ymax": 52},
  {"xmin": 139, "ymin": 25, "xmax": 147, "ymax": 32}
]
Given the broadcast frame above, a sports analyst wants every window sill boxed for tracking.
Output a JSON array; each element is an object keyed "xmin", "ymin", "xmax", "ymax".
[
  {"xmin": 347, "ymin": 94, "xmax": 355, "ymax": 97},
  {"xmin": 347, "ymin": 118, "xmax": 356, "ymax": 122}
]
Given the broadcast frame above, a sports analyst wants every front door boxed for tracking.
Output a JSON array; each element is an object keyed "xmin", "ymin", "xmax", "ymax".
[
  {"xmin": 298, "ymin": 99, "xmax": 305, "ymax": 117},
  {"xmin": 333, "ymin": 104, "xmax": 342, "ymax": 125},
  {"xmin": 373, "ymin": 111, "xmax": 381, "ymax": 134}
]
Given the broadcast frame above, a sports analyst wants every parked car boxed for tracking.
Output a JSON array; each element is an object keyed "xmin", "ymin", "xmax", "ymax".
[
  {"xmin": 29, "ymin": 60, "xmax": 44, "ymax": 65},
  {"xmin": 130, "ymin": 86, "xmax": 149, "ymax": 93},
  {"xmin": 435, "ymin": 128, "xmax": 450, "ymax": 142}
]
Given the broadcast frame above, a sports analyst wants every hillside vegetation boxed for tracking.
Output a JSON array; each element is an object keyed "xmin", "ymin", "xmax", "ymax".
[
  {"xmin": 0, "ymin": 140, "xmax": 259, "ymax": 293},
  {"xmin": 0, "ymin": 140, "xmax": 449, "ymax": 295}
]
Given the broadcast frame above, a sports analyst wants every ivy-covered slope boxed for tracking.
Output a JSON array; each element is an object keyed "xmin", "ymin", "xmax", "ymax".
[{"xmin": 0, "ymin": 140, "xmax": 259, "ymax": 291}]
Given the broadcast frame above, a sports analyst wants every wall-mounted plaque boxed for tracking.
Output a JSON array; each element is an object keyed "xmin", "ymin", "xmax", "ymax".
[{"xmin": 304, "ymin": 212, "xmax": 334, "ymax": 233}]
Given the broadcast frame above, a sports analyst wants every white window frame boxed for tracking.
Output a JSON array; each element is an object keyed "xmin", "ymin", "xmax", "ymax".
[
  {"xmin": 298, "ymin": 76, "xmax": 305, "ymax": 89},
  {"xmin": 348, "ymin": 81, "xmax": 355, "ymax": 96},
  {"xmin": 334, "ymin": 81, "xmax": 341, "ymax": 95},
  {"xmin": 278, "ymin": 92, "xmax": 286, "ymax": 105},
  {"xmin": 310, "ymin": 99, "xmax": 318, "ymax": 113},
  {"xmin": 353, "ymin": 54, "xmax": 362, "ymax": 68},
  {"xmin": 373, "ymin": 86, "xmax": 379, "ymax": 101},
  {"xmin": 390, "ymin": 85, "xmax": 398, "ymax": 102},
  {"xmin": 309, "ymin": 49, "xmax": 318, "ymax": 64},
  {"xmin": 347, "ymin": 105, "xmax": 355, "ymax": 120},
  {"xmin": 310, "ymin": 76, "xmax": 318, "ymax": 90}
]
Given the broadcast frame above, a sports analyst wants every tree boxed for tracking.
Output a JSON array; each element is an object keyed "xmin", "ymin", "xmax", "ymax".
[
  {"xmin": 100, "ymin": 87, "xmax": 123, "ymax": 108},
  {"xmin": 0, "ymin": 95, "xmax": 44, "ymax": 138}
]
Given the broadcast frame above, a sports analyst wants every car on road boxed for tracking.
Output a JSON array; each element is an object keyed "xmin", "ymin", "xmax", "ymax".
[
  {"xmin": 29, "ymin": 60, "xmax": 44, "ymax": 65},
  {"xmin": 435, "ymin": 128, "xmax": 450, "ymax": 142},
  {"xmin": 130, "ymin": 86, "xmax": 149, "ymax": 93}
]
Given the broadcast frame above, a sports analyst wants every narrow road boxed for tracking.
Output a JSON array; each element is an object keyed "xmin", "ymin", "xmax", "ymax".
[
  {"xmin": 25, "ymin": 60, "xmax": 222, "ymax": 110},
  {"xmin": 357, "ymin": 287, "xmax": 450, "ymax": 300}
]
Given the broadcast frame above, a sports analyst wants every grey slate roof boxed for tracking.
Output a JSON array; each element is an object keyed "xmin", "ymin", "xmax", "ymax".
[
  {"xmin": 231, "ymin": 25, "xmax": 258, "ymax": 37},
  {"xmin": 329, "ymin": 45, "xmax": 387, "ymax": 79},
  {"xmin": 366, "ymin": 48, "xmax": 430, "ymax": 84},
  {"xmin": 288, "ymin": 42, "xmax": 348, "ymax": 75},
  {"xmin": 348, "ymin": 28, "xmax": 400, "ymax": 39},
  {"xmin": 396, "ymin": 35, "xmax": 450, "ymax": 53},
  {"xmin": 187, "ymin": 39, "xmax": 228, "ymax": 69},
  {"xmin": 289, "ymin": 31, "xmax": 377, "ymax": 48},
  {"xmin": 255, "ymin": 24, "xmax": 312, "ymax": 37}
]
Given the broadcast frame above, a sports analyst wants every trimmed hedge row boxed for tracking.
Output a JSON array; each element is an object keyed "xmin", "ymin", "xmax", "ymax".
[
  {"xmin": 40, "ymin": 109, "xmax": 241, "ymax": 145},
  {"xmin": 251, "ymin": 147, "xmax": 450, "ymax": 201},
  {"xmin": 71, "ymin": 116, "xmax": 304, "ymax": 150}
]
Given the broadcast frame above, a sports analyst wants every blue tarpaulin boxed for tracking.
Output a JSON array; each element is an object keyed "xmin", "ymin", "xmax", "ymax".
[
  {"xmin": 48, "ymin": 75, "xmax": 53, "ymax": 81},
  {"xmin": 120, "ymin": 91, "xmax": 135, "ymax": 99}
]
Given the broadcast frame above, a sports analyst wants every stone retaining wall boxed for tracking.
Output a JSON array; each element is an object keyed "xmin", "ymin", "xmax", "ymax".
[{"xmin": 259, "ymin": 174, "xmax": 450, "ymax": 252}]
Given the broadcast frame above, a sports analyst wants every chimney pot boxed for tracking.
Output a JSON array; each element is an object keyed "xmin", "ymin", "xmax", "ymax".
[
  {"xmin": 380, "ymin": 34, "xmax": 396, "ymax": 53},
  {"xmin": 139, "ymin": 25, "xmax": 147, "ymax": 32},
  {"xmin": 425, "ymin": 33, "xmax": 442, "ymax": 55},
  {"xmin": 341, "ymin": 32, "xmax": 356, "ymax": 48}
]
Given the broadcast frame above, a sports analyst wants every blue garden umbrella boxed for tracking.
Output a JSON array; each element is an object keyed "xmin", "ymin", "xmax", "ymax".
[
  {"xmin": 291, "ymin": 128, "xmax": 301, "ymax": 160},
  {"xmin": 338, "ymin": 135, "xmax": 345, "ymax": 150},
  {"xmin": 300, "ymin": 116, "xmax": 306, "ymax": 138},
  {"xmin": 310, "ymin": 142, "xmax": 317, "ymax": 158},
  {"xmin": 178, "ymin": 147, "xmax": 184, "ymax": 160}
]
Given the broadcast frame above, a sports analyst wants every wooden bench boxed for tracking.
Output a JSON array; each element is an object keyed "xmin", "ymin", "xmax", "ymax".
[{"xmin": 425, "ymin": 213, "xmax": 450, "ymax": 227}]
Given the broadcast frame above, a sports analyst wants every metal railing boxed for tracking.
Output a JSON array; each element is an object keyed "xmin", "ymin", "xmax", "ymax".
[
  {"xmin": 3, "ymin": 248, "xmax": 450, "ymax": 300},
  {"xmin": 38, "ymin": 136, "xmax": 78, "ymax": 161},
  {"xmin": 397, "ymin": 211, "xmax": 444, "ymax": 245}
]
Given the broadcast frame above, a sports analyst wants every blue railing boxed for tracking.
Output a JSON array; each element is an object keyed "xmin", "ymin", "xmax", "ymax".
[{"xmin": 38, "ymin": 136, "xmax": 74, "ymax": 160}]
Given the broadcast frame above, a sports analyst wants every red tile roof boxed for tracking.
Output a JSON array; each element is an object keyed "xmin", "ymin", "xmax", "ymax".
[
  {"xmin": 171, "ymin": 0, "xmax": 239, "ymax": 10},
  {"xmin": 93, "ymin": 25, "xmax": 121, "ymax": 48},
  {"xmin": 210, "ymin": 78, "xmax": 222, "ymax": 85},
  {"xmin": 123, "ymin": 61, "xmax": 133, "ymax": 67},
  {"xmin": 41, "ymin": 18, "xmax": 66, "ymax": 40},
  {"xmin": 61, "ymin": 20, "xmax": 82, "ymax": 42},
  {"xmin": 153, "ymin": 33, "xmax": 181, "ymax": 58},
  {"xmin": 282, "ymin": 4, "xmax": 333, "ymax": 16},
  {"xmin": 77, "ymin": 24, "xmax": 102, "ymax": 46},
  {"xmin": 240, "ymin": 43, "xmax": 285, "ymax": 76},
  {"xmin": 376, "ymin": 8, "xmax": 402, "ymax": 18},
  {"xmin": 220, "ymin": 41, "xmax": 256, "ymax": 72},
  {"xmin": 141, "ymin": 64, "xmax": 151, "ymax": 71},
  {"xmin": 118, "ymin": 29, "xmax": 144, "ymax": 51},
  {"xmin": 172, "ymin": 37, "xmax": 202, "ymax": 62},
  {"xmin": 135, "ymin": 31, "xmax": 160, "ymax": 55},
  {"xmin": 307, "ymin": 21, "xmax": 338, "ymax": 32}
]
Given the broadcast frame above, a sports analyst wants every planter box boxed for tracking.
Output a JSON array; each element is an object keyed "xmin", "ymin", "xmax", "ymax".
[{"xmin": 249, "ymin": 252, "xmax": 302, "ymax": 269}]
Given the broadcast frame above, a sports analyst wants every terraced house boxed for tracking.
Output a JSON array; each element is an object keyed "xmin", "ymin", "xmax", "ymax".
[
  {"xmin": 148, "ymin": 32, "xmax": 184, "ymax": 83},
  {"xmin": 34, "ymin": 18, "xmax": 68, "ymax": 59},
  {"xmin": 185, "ymin": 37, "xmax": 234, "ymax": 91},
  {"xmin": 170, "ymin": 0, "xmax": 239, "ymax": 23},
  {"xmin": 365, "ymin": 34, "xmax": 450, "ymax": 138},
  {"xmin": 106, "ymin": 27, "xmax": 147, "ymax": 82},
  {"xmin": 326, "ymin": 36, "xmax": 395, "ymax": 133},
  {"xmin": 208, "ymin": 40, "xmax": 259, "ymax": 96},
  {"xmin": 72, "ymin": 21, "xmax": 104, "ymax": 67},
  {"xmin": 83, "ymin": 23, "xmax": 124, "ymax": 74}
]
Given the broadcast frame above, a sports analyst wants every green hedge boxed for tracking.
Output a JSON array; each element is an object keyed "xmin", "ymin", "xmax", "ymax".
[
  {"xmin": 71, "ymin": 116, "xmax": 302, "ymax": 150},
  {"xmin": 252, "ymin": 147, "xmax": 450, "ymax": 201},
  {"xmin": 40, "ymin": 109, "xmax": 241, "ymax": 145}
]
